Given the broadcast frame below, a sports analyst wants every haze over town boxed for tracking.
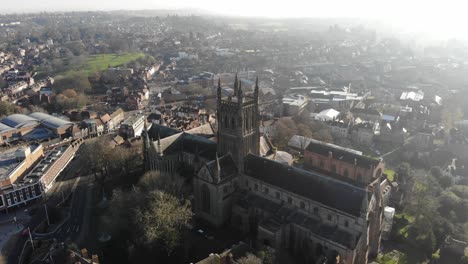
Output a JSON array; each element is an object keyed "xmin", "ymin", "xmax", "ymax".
[
  {"xmin": 0, "ymin": 1, "xmax": 468, "ymax": 264},
  {"xmin": 2, "ymin": 0, "xmax": 468, "ymax": 40}
]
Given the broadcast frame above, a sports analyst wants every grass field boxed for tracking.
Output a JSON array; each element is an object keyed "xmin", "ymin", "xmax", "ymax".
[{"xmin": 59, "ymin": 53, "xmax": 145, "ymax": 78}]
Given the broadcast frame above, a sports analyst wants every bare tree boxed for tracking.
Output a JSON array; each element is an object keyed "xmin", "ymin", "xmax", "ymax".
[
  {"xmin": 236, "ymin": 253, "xmax": 263, "ymax": 264},
  {"xmin": 134, "ymin": 190, "xmax": 192, "ymax": 254}
]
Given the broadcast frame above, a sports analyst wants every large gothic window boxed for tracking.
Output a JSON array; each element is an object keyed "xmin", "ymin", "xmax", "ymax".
[
  {"xmin": 201, "ymin": 184, "xmax": 211, "ymax": 214},
  {"xmin": 224, "ymin": 116, "xmax": 228, "ymax": 129},
  {"xmin": 231, "ymin": 117, "xmax": 236, "ymax": 129}
]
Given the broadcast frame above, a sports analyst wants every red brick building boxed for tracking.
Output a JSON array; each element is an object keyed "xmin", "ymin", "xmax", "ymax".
[{"xmin": 304, "ymin": 140, "xmax": 385, "ymax": 185}]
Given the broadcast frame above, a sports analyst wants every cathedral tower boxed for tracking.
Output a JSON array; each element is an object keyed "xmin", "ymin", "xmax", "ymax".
[{"xmin": 217, "ymin": 75, "xmax": 260, "ymax": 171}]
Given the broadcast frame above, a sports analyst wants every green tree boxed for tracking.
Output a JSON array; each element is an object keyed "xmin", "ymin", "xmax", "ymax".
[{"xmin": 438, "ymin": 175, "xmax": 453, "ymax": 189}]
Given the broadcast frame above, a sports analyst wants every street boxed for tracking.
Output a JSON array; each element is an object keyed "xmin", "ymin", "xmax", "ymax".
[{"xmin": 4, "ymin": 149, "xmax": 94, "ymax": 264}]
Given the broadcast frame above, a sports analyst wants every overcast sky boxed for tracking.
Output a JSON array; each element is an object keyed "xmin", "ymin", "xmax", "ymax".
[{"xmin": 3, "ymin": 0, "xmax": 467, "ymax": 39}]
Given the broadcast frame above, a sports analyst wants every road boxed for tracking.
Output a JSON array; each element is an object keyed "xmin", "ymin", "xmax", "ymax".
[
  {"xmin": 5, "ymin": 152, "xmax": 91, "ymax": 264},
  {"xmin": 50, "ymin": 176, "xmax": 91, "ymax": 244}
]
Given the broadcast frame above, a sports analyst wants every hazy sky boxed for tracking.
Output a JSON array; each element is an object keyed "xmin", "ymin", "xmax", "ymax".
[{"xmin": 3, "ymin": 0, "xmax": 467, "ymax": 39}]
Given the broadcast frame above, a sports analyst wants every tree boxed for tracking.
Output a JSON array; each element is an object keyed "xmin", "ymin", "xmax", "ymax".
[
  {"xmin": 28, "ymin": 105, "xmax": 47, "ymax": 113},
  {"xmin": 138, "ymin": 171, "xmax": 185, "ymax": 197},
  {"xmin": 101, "ymin": 188, "xmax": 142, "ymax": 235},
  {"xmin": 0, "ymin": 101, "xmax": 16, "ymax": 117},
  {"xmin": 272, "ymin": 118, "xmax": 298, "ymax": 149},
  {"xmin": 397, "ymin": 162, "xmax": 412, "ymax": 184},
  {"xmin": 108, "ymin": 145, "xmax": 140, "ymax": 176},
  {"xmin": 431, "ymin": 166, "xmax": 444, "ymax": 179},
  {"xmin": 134, "ymin": 190, "xmax": 192, "ymax": 254},
  {"xmin": 236, "ymin": 253, "xmax": 263, "ymax": 264},
  {"xmin": 438, "ymin": 175, "xmax": 453, "ymax": 189},
  {"xmin": 80, "ymin": 140, "xmax": 112, "ymax": 180},
  {"xmin": 54, "ymin": 89, "xmax": 88, "ymax": 111}
]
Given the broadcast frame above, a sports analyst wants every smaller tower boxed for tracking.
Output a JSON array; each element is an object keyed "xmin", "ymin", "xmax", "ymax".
[
  {"xmin": 233, "ymin": 73, "xmax": 239, "ymax": 97},
  {"xmin": 157, "ymin": 133, "xmax": 163, "ymax": 158},
  {"xmin": 254, "ymin": 76, "xmax": 259, "ymax": 103},
  {"xmin": 143, "ymin": 120, "xmax": 151, "ymax": 171}
]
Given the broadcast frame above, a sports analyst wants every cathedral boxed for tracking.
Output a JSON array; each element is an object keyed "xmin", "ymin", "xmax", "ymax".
[{"xmin": 143, "ymin": 76, "xmax": 388, "ymax": 264}]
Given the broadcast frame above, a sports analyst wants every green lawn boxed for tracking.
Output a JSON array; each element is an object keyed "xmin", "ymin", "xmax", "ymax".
[
  {"xmin": 58, "ymin": 53, "xmax": 145, "ymax": 78},
  {"xmin": 385, "ymin": 169, "xmax": 396, "ymax": 182}
]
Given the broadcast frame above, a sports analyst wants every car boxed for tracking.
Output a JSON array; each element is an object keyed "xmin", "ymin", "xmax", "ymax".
[{"xmin": 192, "ymin": 228, "xmax": 214, "ymax": 240}]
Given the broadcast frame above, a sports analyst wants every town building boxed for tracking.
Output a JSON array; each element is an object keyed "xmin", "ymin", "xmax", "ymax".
[
  {"xmin": 119, "ymin": 114, "xmax": 145, "ymax": 139},
  {"xmin": 282, "ymin": 94, "xmax": 308, "ymax": 116},
  {"xmin": 350, "ymin": 122, "xmax": 380, "ymax": 147},
  {"xmin": 309, "ymin": 89, "xmax": 365, "ymax": 111},
  {"xmin": 0, "ymin": 141, "xmax": 81, "ymax": 211},
  {"xmin": 303, "ymin": 139, "xmax": 385, "ymax": 185}
]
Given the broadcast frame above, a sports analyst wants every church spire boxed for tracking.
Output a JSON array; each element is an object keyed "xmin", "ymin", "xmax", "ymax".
[
  {"xmin": 143, "ymin": 119, "xmax": 150, "ymax": 171},
  {"xmin": 254, "ymin": 76, "xmax": 259, "ymax": 102},
  {"xmin": 217, "ymin": 77, "xmax": 222, "ymax": 102},
  {"xmin": 237, "ymin": 79, "xmax": 244, "ymax": 106},
  {"xmin": 233, "ymin": 73, "xmax": 238, "ymax": 97},
  {"xmin": 157, "ymin": 133, "xmax": 163, "ymax": 157}
]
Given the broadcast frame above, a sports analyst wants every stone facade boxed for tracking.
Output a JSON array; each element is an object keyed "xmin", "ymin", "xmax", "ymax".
[
  {"xmin": 143, "ymin": 77, "xmax": 385, "ymax": 264},
  {"xmin": 216, "ymin": 75, "xmax": 260, "ymax": 170}
]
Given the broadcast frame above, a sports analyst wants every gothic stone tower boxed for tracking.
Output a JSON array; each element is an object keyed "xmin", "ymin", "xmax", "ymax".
[{"xmin": 217, "ymin": 75, "xmax": 260, "ymax": 171}]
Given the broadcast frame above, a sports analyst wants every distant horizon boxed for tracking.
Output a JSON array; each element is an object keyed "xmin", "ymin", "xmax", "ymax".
[{"xmin": 1, "ymin": 0, "xmax": 467, "ymax": 41}]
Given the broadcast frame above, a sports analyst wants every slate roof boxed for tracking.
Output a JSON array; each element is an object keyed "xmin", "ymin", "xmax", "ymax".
[
  {"xmin": 1, "ymin": 114, "xmax": 39, "ymax": 128},
  {"xmin": 0, "ymin": 123, "xmax": 14, "ymax": 133},
  {"xmin": 155, "ymin": 132, "xmax": 217, "ymax": 160},
  {"xmin": 244, "ymin": 154, "xmax": 368, "ymax": 217},
  {"xmin": 351, "ymin": 108, "xmax": 382, "ymax": 116},
  {"xmin": 110, "ymin": 108, "xmax": 124, "ymax": 119},
  {"xmin": 148, "ymin": 123, "xmax": 180, "ymax": 139},
  {"xmin": 185, "ymin": 123, "xmax": 215, "ymax": 137},
  {"xmin": 205, "ymin": 154, "xmax": 237, "ymax": 183},
  {"xmin": 29, "ymin": 112, "xmax": 73, "ymax": 129},
  {"xmin": 99, "ymin": 114, "xmax": 111, "ymax": 124},
  {"xmin": 305, "ymin": 140, "xmax": 380, "ymax": 169}
]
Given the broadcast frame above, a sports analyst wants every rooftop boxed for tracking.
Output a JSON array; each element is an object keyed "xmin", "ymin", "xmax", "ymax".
[
  {"xmin": 0, "ymin": 148, "xmax": 21, "ymax": 180},
  {"xmin": 0, "ymin": 144, "xmax": 40, "ymax": 181},
  {"xmin": 1, "ymin": 114, "xmax": 39, "ymax": 129},
  {"xmin": 122, "ymin": 114, "xmax": 144, "ymax": 126},
  {"xmin": 244, "ymin": 154, "xmax": 368, "ymax": 217},
  {"xmin": 0, "ymin": 122, "xmax": 14, "ymax": 133},
  {"xmin": 305, "ymin": 139, "xmax": 381, "ymax": 168},
  {"xmin": 29, "ymin": 112, "xmax": 73, "ymax": 129}
]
